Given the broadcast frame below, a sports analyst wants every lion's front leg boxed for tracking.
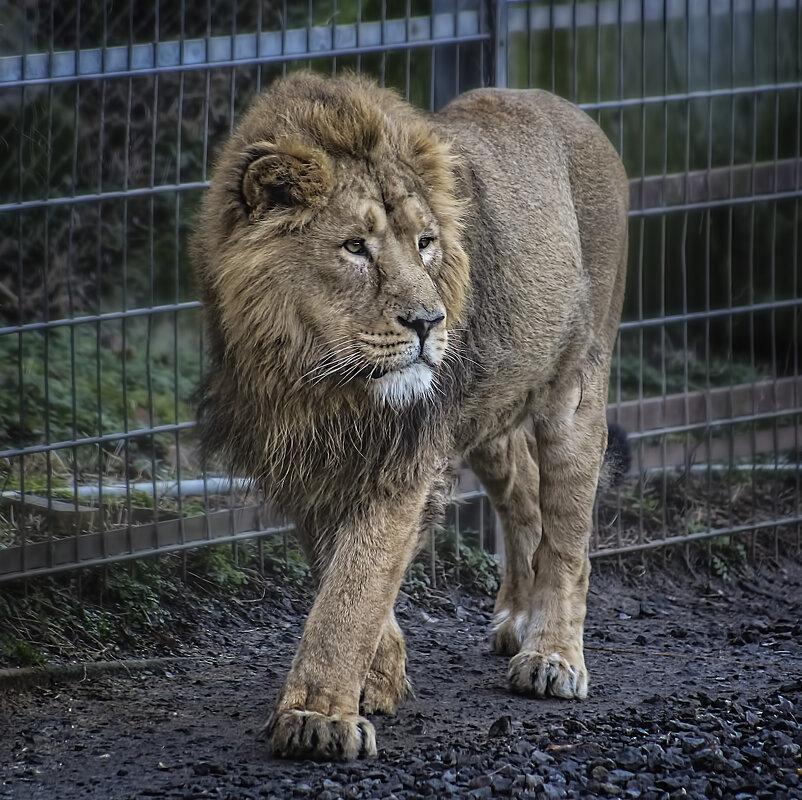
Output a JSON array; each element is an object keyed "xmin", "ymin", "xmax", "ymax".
[
  {"xmin": 507, "ymin": 390, "xmax": 606, "ymax": 701},
  {"xmin": 267, "ymin": 490, "xmax": 426, "ymax": 761}
]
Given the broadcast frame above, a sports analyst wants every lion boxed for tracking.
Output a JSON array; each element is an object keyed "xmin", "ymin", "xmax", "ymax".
[{"xmin": 191, "ymin": 71, "xmax": 628, "ymax": 761}]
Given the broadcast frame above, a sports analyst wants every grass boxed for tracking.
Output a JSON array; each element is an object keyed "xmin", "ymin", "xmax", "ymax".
[
  {"xmin": 0, "ymin": 529, "xmax": 497, "ymax": 668},
  {"xmin": 594, "ymin": 465, "xmax": 801, "ymax": 556},
  {"xmin": 0, "ymin": 540, "xmax": 280, "ymax": 668}
]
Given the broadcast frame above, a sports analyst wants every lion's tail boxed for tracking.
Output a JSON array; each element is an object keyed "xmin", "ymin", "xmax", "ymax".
[{"xmin": 600, "ymin": 422, "xmax": 631, "ymax": 488}]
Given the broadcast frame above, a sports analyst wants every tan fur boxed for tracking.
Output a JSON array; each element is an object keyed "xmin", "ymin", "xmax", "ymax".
[{"xmin": 192, "ymin": 72, "xmax": 628, "ymax": 761}]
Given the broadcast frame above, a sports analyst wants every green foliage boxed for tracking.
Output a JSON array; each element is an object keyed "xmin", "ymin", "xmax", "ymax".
[
  {"xmin": 190, "ymin": 546, "xmax": 248, "ymax": 591},
  {"xmin": 0, "ymin": 545, "xmax": 259, "ymax": 667},
  {"xmin": 411, "ymin": 528, "xmax": 501, "ymax": 596},
  {"xmin": 105, "ymin": 561, "xmax": 179, "ymax": 628},
  {"xmin": 708, "ymin": 535, "xmax": 748, "ymax": 582},
  {"xmin": 1, "ymin": 636, "xmax": 46, "ymax": 667},
  {"xmin": 0, "ymin": 317, "xmax": 202, "ymax": 465},
  {"xmin": 609, "ymin": 342, "xmax": 767, "ymax": 400}
]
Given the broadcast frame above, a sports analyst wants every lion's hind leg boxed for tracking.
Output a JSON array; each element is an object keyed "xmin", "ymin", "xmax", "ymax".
[
  {"xmin": 468, "ymin": 429, "xmax": 541, "ymax": 657},
  {"xmin": 360, "ymin": 610, "xmax": 411, "ymax": 715},
  {"xmin": 506, "ymin": 382, "xmax": 607, "ymax": 701}
]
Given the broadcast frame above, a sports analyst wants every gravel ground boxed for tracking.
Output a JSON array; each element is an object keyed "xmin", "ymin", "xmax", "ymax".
[{"xmin": 1, "ymin": 556, "xmax": 801, "ymax": 800}]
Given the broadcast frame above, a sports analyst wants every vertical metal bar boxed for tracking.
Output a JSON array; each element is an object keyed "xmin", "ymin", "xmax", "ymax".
[
  {"xmin": 454, "ymin": 501, "xmax": 460, "ymax": 585},
  {"xmin": 594, "ymin": 0, "xmax": 601, "ymax": 115},
  {"xmin": 332, "ymin": 0, "xmax": 338, "ymax": 75},
  {"xmin": 256, "ymin": 0, "xmax": 263, "ymax": 91},
  {"xmin": 704, "ymin": 0, "xmax": 714, "ymax": 546},
  {"xmin": 65, "ymin": 0, "xmax": 82, "ymax": 564},
  {"xmin": 93, "ymin": 0, "xmax": 110, "ymax": 554},
  {"xmin": 793, "ymin": 0, "xmax": 801, "ymax": 551},
  {"xmin": 121, "ymin": 0, "xmax": 134, "ymax": 555},
  {"xmin": 680, "ymin": 0, "xmax": 691, "ymax": 554},
  {"xmin": 146, "ymin": 1, "xmax": 161, "ymax": 550},
  {"xmin": 726, "ymin": 0, "xmax": 737, "ymax": 535},
  {"xmin": 571, "ymin": 0, "xmax": 577, "ymax": 102},
  {"xmin": 15, "ymin": 0, "xmax": 30, "ymax": 574},
  {"xmin": 478, "ymin": 495, "xmax": 485, "ymax": 552},
  {"xmin": 525, "ymin": 0, "xmax": 531, "ymax": 89},
  {"xmin": 494, "ymin": 0, "xmax": 508, "ymax": 88},
  {"xmin": 355, "ymin": 0, "xmax": 362, "ymax": 74},
  {"xmin": 658, "ymin": 1, "xmax": 669, "ymax": 546},
  {"xmin": 636, "ymin": 2, "xmax": 647, "ymax": 547},
  {"xmin": 405, "ymin": 0, "xmax": 412, "ymax": 99},
  {"xmin": 479, "ymin": 0, "xmax": 486, "ymax": 88},
  {"xmin": 380, "ymin": 0, "xmax": 387, "ymax": 86},
  {"xmin": 770, "ymin": 0, "xmax": 781, "ymax": 554},
  {"xmin": 174, "ymin": 0, "xmax": 187, "ymax": 545},
  {"xmin": 748, "ymin": 0, "xmax": 758, "ymax": 555},
  {"xmin": 43, "ymin": 0, "xmax": 55, "ymax": 568}
]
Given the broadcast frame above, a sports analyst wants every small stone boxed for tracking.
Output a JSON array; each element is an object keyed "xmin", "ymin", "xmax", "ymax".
[
  {"xmin": 524, "ymin": 773, "xmax": 542, "ymax": 790},
  {"xmin": 607, "ymin": 768, "xmax": 636, "ymax": 784},
  {"xmin": 488, "ymin": 715, "xmax": 513, "ymax": 737},
  {"xmin": 615, "ymin": 745, "xmax": 645, "ymax": 771}
]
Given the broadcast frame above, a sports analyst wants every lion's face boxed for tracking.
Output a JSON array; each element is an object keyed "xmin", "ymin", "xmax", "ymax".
[
  {"xmin": 294, "ymin": 166, "xmax": 450, "ymax": 407},
  {"xmin": 229, "ymin": 144, "xmax": 460, "ymax": 409}
]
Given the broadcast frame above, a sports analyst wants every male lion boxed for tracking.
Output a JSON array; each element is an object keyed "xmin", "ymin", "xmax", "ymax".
[{"xmin": 192, "ymin": 72, "xmax": 628, "ymax": 761}]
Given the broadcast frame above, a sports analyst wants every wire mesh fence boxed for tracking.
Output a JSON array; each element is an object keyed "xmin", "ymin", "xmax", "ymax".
[{"xmin": 0, "ymin": 0, "xmax": 799, "ymax": 583}]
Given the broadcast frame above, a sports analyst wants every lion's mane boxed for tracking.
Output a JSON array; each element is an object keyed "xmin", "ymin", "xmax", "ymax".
[{"xmin": 191, "ymin": 73, "xmax": 469, "ymax": 524}]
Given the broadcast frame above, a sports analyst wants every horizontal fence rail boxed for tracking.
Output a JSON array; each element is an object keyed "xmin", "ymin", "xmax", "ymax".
[{"xmin": 0, "ymin": 11, "xmax": 486, "ymax": 87}]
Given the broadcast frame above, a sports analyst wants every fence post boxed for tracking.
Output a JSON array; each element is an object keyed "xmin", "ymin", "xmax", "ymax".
[{"xmin": 493, "ymin": 0, "xmax": 508, "ymax": 88}]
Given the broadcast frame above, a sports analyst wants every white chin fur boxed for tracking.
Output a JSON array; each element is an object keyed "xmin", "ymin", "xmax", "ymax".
[{"xmin": 371, "ymin": 362, "xmax": 434, "ymax": 408}]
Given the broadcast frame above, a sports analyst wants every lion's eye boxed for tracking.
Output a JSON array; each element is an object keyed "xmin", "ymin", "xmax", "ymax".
[
  {"xmin": 343, "ymin": 238, "xmax": 368, "ymax": 256},
  {"xmin": 418, "ymin": 236, "xmax": 434, "ymax": 251}
]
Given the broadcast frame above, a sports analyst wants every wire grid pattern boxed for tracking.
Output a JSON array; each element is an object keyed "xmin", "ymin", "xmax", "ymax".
[{"xmin": 0, "ymin": 0, "xmax": 799, "ymax": 583}]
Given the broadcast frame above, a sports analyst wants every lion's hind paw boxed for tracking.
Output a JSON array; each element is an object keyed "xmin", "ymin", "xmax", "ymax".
[
  {"xmin": 267, "ymin": 710, "xmax": 377, "ymax": 761},
  {"xmin": 360, "ymin": 671, "xmax": 412, "ymax": 715},
  {"xmin": 507, "ymin": 650, "xmax": 588, "ymax": 700},
  {"xmin": 490, "ymin": 609, "xmax": 527, "ymax": 656}
]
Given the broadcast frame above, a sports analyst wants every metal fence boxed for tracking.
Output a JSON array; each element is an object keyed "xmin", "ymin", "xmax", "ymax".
[{"xmin": 0, "ymin": 0, "xmax": 800, "ymax": 583}]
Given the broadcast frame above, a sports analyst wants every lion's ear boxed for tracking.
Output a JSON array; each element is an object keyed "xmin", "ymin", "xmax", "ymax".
[{"xmin": 241, "ymin": 141, "xmax": 333, "ymax": 222}]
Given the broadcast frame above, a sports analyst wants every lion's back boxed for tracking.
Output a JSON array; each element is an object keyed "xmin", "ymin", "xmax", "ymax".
[
  {"xmin": 434, "ymin": 88, "xmax": 629, "ymax": 438},
  {"xmin": 434, "ymin": 88, "xmax": 628, "ymax": 307}
]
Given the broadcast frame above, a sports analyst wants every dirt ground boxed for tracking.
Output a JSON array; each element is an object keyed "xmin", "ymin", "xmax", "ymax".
[{"xmin": 1, "ymin": 554, "xmax": 801, "ymax": 800}]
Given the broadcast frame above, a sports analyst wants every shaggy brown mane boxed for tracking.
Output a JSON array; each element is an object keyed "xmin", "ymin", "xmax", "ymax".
[{"xmin": 191, "ymin": 72, "xmax": 466, "ymax": 522}]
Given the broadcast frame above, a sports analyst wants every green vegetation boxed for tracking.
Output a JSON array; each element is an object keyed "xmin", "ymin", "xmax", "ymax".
[
  {"xmin": 708, "ymin": 535, "xmax": 749, "ymax": 581},
  {"xmin": 610, "ymin": 343, "xmax": 768, "ymax": 401},
  {"xmin": 0, "ymin": 314, "xmax": 203, "ymax": 478},
  {"xmin": 595, "ymin": 466, "xmax": 801, "ymax": 557},
  {"xmin": 0, "ymin": 528, "xmax": 498, "ymax": 668},
  {"xmin": 0, "ymin": 540, "xmax": 284, "ymax": 668}
]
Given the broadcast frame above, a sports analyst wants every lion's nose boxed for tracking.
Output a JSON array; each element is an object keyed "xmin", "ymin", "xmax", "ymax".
[{"xmin": 397, "ymin": 313, "xmax": 445, "ymax": 343}]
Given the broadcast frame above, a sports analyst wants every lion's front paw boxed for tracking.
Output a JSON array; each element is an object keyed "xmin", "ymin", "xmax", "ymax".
[
  {"xmin": 507, "ymin": 650, "xmax": 588, "ymax": 699},
  {"xmin": 267, "ymin": 710, "xmax": 377, "ymax": 761}
]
